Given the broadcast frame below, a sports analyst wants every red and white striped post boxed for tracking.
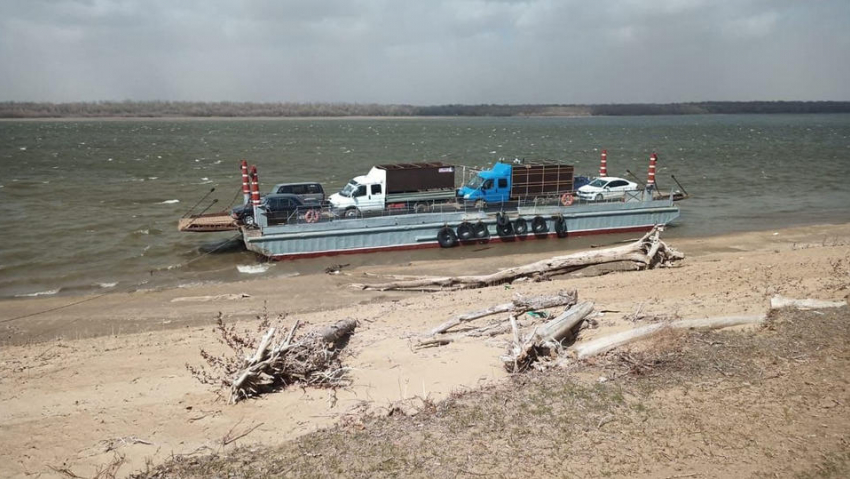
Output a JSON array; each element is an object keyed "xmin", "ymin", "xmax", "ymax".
[
  {"xmin": 599, "ymin": 149, "xmax": 608, "ymax": 177},
  {"xmin": 240, "ymin": 160, "xmax": 250, "ymax": 205},
  {"xmin": 647, "ymin": 153, "xmax": 657, "ymax": 190},
  {"xmin": 250, "ymin": 165, "xmax": 261, "ymax": 223}
]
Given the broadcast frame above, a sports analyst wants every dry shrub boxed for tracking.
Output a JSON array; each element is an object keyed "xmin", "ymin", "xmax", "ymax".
[{"xmin": 186, "ymin": 307, "xmax": 355, "ymax": 402}]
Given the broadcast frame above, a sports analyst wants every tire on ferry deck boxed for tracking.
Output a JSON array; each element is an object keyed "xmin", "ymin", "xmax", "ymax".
[
  {"xmin": 531, "ymin": 216, "xmax": 548, "ymax": 234},
  {"xmin": 496, "ymin": 214, "xmax": 514, "ymax": 237},
  {"xmin": 513, "ymin": 218, "xmax": 528, "ymax": 236},
  {"xmin": 456, "ymin": 222, "xmax": 475, "ymax": 241},
  {"xmin": 554, "ymin": 216, "xmax": 568, "ymax": 238},
  {"xmin": 437, "ymin": 227, "xmax": 459, "ymax": 248},
  {"xmin": 473, "ymin": 221, "xmax": 490, "ymax": 239}
]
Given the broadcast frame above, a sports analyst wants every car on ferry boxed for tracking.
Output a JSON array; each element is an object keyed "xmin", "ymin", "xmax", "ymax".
[
  {"xmin": 232, "ymin": 194, "xmax": 321, "ymax": 226},
  {"xmin": 269, "ymin": 182, "xmax": 325, "ymax": 204},
  {"xmin": 576, "ymin": 177, "xmax": 639, "ymax": 201}
]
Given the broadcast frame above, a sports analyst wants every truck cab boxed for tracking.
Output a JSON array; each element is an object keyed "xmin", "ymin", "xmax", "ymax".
[
  {"xmin": 458, "ymin": 162, "xmax": 512, "ymax": 204},
  {"xmin": 328, "ymin": 167, "xmax": 387, "ymax": 217}
]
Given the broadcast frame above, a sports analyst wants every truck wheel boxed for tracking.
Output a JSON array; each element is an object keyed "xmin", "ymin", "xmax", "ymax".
[
  {"xmin": 531, "ymin": 216, "xmax": 548, "ymax": 234},
  {"xmin": 244, "ymin": 215, "xmax": 255, "ymax": 226},
  {"xmin": 343, "ymin": 208, "xmax": 360, "ymax": 218},
  {"xmin": 473, "ymin": 222, "xmax": 489, "ymax": 239},
  {"xmin": 554, "ymin": 216, "xmax": 568, "ymax": 238},
  {"xmin": 456, "ymin": 222, "xmax": 474, "ymax": 241},
  {"xmin": 513, "ymin": 218, "xmax": 528, "ymax": 236},
  {"xmin": 474, "ymin": 200, "xmax": 485, "ymax": 209},
  {"xmin": 437, "ymin": 227, "xmax": 458, "ymax": 248}
]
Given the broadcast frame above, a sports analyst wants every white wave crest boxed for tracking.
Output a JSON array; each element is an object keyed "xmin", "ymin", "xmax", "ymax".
[
  {"xmin": 99, "ymin": 282, "xmax": 117, "ymax": 288},
  {"xmin": 16, "ymin": 289, "xmax": 59, "ymax": 298},
  {"xmin": 160, "ymin": 199, "xmax": 180, "ymax": 204}
]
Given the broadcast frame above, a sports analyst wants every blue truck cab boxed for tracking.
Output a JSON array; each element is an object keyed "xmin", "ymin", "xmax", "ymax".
[
  {"xmin": 458, "ymin": 161, "xmax": 583, "ymax": 205},
  {"xmin": 458, "ymin": 162, "xmax": 513, "ymax": 204}
]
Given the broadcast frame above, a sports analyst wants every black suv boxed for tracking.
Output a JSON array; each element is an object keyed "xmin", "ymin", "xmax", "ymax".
[
  {"xmin": 232, "ymin": 194, "xmax": 320, "ymax": 226},
  {"xmin": 269, "ymin": 182, "xmax": 325, "ymax": 204}
]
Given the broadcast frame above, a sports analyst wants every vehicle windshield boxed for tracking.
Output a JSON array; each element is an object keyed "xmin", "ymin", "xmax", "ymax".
[
  {"xmin": 465, "ymin": 175, "xmax": 485, "ymax": 189},
  {"xmin": 340, "ymin": 181, "xmax": 359, "ymax": 197},
  {"xmin": 588, "ymin": 179, "xmax": 609, "ymax": 188}
]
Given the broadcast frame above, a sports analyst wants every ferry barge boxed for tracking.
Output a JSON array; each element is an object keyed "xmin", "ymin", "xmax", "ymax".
[{"xmin": 179, "ymin": 152, "xmax": 684, "ymax": 260}]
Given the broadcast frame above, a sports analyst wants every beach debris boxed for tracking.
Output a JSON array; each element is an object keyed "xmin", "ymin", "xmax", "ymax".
[
  {"xmin": 769, "ymin": 295, "xmax": 847, "ymax": 310},
  {"xmin": 325, "ymin": 263, "xmax": 351, "ymax": 275},
  {"xmin": 187, "ymin": 312, "xmax": 357, "ymax": 404},
  {"xmin": 351, "ymin": 226, "xmax": 683, "ymax": 292},
  {"xmin": 428, "ymin": 290, "xmax": 576, "ymax": 336},
  {"xmin": 414, "ymin": 290, "xmax": 577, "ymax": 349},
  {"xmin": 237, "ymin": 264, "xmax": 271, "ymax": 274},
  {"xmin": 502, "ymin": 301, "xmax": 595, "ymax": 372}
]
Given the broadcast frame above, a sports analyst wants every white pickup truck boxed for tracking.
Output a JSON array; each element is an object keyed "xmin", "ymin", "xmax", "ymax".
[{"xmin": 328, "ymin": 163, "xmax": 457, "ymax": 217}]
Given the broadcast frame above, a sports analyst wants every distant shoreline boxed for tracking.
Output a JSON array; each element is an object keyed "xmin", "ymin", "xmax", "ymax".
[
  {"xmin": 0, "ymin": 114, "xmax": 595, "ymax": 122},
  {"xmin": 3, "ymin": 112, "xmax": 850, "ymax": 122},
  {"xmin": 2, "ymin": 100, "xmax": 849, "ymax": 119}
]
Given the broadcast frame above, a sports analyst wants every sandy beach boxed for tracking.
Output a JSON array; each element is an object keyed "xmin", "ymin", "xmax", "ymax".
[{"xmin": 1, "ymin": 223, "xmax": 849, "ymax": 478}]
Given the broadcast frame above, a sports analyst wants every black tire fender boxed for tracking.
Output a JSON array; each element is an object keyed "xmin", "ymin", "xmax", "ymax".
[
  {"xmin": 513, "ymin": 218, "xmax": 528, "ymax": 236},
  {"xmin": 496, "ymin": 212, "xmax": 509, "ymax": 227},
  {"xmin": 531, "ymin": 216, "xmax": 548, "ymax": 234},
  {"xmin": 456, "ymin": 222, "xmax": 474, "ymax": 241},
  {"xmin": 554, "ymin": 215, "xmax": 568, "ymax": 238},
  {"xmin": 437, "ymin": 227, "xmax": 458, "ymax": 248},
  {"xmin": 496, "ymin": 219, "xmax": 514, "ymax": 237},
  {"xmin": 473, "ymin": 221, "xmax": 490, "ymax": 239}
]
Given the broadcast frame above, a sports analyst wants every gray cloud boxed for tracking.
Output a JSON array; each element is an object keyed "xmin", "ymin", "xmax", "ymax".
[{"xmin": 0, "ymin": 0, "xmax": 848, "ymax": 103}]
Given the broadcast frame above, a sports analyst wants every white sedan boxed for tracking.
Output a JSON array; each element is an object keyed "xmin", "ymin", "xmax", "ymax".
[{"xmin": 576, "ymin": 177, "xmax": 638, "ymax": 201}]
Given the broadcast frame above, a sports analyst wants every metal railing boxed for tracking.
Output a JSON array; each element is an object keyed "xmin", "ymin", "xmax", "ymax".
[{"xmin": 246, "ymin": 188, "xmax": 662, "ymax": 228}]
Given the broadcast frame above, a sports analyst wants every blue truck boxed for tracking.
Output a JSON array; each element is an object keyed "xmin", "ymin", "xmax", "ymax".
[{"xmin": 457, "ymin": 162, "xmax": 588, "ymax": 205}]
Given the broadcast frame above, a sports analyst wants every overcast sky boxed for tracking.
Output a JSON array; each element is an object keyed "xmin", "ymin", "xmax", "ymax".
[{"xmin": 1, "ymin": 0, "xmax": 848, "ymax": 104}]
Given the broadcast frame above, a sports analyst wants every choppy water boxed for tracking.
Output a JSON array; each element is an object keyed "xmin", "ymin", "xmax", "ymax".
[{"xmin": 1, "ymin": 114, "xmax": 849, "ymax": 299}]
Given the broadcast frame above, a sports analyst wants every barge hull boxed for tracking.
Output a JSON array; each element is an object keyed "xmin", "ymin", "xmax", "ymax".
[
  {"xmin": 262, "ymin": 224, "xmax": 657, "ymax": 260},
  {"xmin": 243, "ymin": 198, "xmax": 680, "ymax": 260}
]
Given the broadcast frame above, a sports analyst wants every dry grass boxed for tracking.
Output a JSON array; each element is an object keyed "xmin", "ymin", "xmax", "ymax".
[{"xmin": 136, "ymin": 307, "xmax": 850, "ymax": 479}]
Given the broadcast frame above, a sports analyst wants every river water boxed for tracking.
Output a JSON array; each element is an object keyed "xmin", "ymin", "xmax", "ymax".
[{"xmin": 1, "ymin": 114, "xmax": 849, "ymax": 299}]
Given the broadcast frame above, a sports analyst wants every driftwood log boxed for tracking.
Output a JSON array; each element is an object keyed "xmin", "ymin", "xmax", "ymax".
[
  {"xmin": 570, "ymin": 314, "xmax": 764, "ymax": 359},
  {"xmin": 351, "ymin": 226, "xmax": 682, "ymax": 292},
  {"xmin": 769, "ymin": 295, "xmax": 847, "ymax": 310},
  {"xmin": 502, "ymin": 301, "xmax": 595, "ymax": 372},
  {"xmin": 229, "ymin": 319, "xmax": 357, "ymax": 403},
  {"xmin": 428, "ymin": 290, "xmax": 577, "ymax": 336},
  {"xmin": 415, "ymin": 315, "xmax": 537, "ymax": 349}
]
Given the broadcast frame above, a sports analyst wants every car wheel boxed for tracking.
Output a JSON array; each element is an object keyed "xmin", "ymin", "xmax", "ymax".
[{"xmin": 594, "ymin": 193, "xmax": 603, "ymax": 201}]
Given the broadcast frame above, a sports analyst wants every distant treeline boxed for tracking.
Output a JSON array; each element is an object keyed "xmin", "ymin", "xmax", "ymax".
[{"xmin": 1, "ymin": 100, "xmax": 849, "ymax": 119}]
